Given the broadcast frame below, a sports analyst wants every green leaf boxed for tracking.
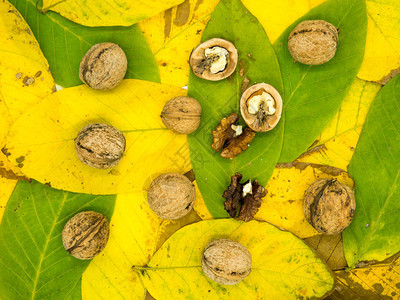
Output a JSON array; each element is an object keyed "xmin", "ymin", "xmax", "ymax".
[
  {"xmin": 343, "ymin": 75, "xmax": 400, "ymax": 267},
  {"xmin": 8, "ymin": 0, "xmax": 160, "ymax": 87},
  {"xmin": 274, "ymin": 0, "xmax": 367, "ymax": 162},
  {"xmin": 0, "ymin": 180, "xmax": 116, "ymax": 299},
  {"xmin": 136, "ymin": 219, "xmax": 334, "ymax": 299},
  {"xmin": 187, "ymin": 0, "xmax": 284, "ymax": 217}
]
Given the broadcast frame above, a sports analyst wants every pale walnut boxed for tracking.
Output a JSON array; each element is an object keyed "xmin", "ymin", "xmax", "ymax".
[
  {"xmin": 147, "ymin": 173, "xmax": 195, "ymax": 220},
  {"xmin": 202, "ymin": 239, "xmax": 252, "ymax": 285},
  {"xmin": 288, "ymin": 20, "xmax": 339, "ymax": 65},
  {"xmin": 161, "ymin": 96, "xmax": 202, "ymax": 134},
  {"xmin": 304, "ymin": 178, "xmax": 356, "ymax": 235},
  {"xmin": 75, "ymin": 123, "xmax": 126, "ymax": 169},
  {"xmin": 62, "ymin": 211, "xmax": 109, "ymax": 260},
  {"xmin": 79, "ymin": 42, "xmax": 127, "ymax": 90}
]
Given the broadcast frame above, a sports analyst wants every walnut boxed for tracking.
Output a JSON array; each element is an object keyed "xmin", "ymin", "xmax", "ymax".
[
  {"xmin": 190, "ymin": 38, "xmax": 238, "ymax": 81},
  {"xmin": 240, "ymin": 83, "xmax": 283, "ymax": 132},
  {"xmin": 75, "ymin": 123, "xmax": 126, "ymax": 169},
  {"xmin": 304, "ymin": 178, "xmax": 356, "ymax": 235},
  {"xmin": 147, "ymin": 173, "xmax": 195, "ymax": 220},
  {"xmin": 62, "ymin": 211, "xmax": 109, "ymax": 260},
  {"xmin": 211, "ymin": 113, "xmax": 255, "ymax": 159},
  {"xmin": 79, "ymin": 42, "xmax": 127, "ymax": 90},
  {"xmin": 223, "ymin": 173, "xmax": 266, "ymax": 221},
  {"xmin": 202, "ymin": 239, "xmax": 252, "ymax": 285},
  {"xmin": 288, "ymin": 20, "xmax": 339, "ymax": 65},
  {"xmin": 161, "ymin": 96, "xmax": 202, "ymax": 134}
]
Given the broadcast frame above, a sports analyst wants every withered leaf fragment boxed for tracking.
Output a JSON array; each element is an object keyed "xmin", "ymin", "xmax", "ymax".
[
  {"xmin": 211, "ymin": 113, "xmax": 255, "ymax": 159},
  {"xmin": 238, "ymin": 180, "xmax": 267, "ymax": 222},
  {"xmin": 222, "ymin": 173, "xmax": 243, "ymax": 217},
  {"xmin": 222, "ymin": 174, "xmax": 266, "ymax": 221}
]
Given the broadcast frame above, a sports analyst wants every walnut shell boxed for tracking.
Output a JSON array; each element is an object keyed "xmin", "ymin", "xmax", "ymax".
[
  {"xmin": 62, "ymin": 211, "xmax": 109, "ymax": 260},
  {"xmin": 240, "ymin": 83, "xmax": 283, "ymax": 132},
  {"xmin": 79, "ymin": 42, "xmax": 127, "ymax": 90},
  {"xmin": 202, "ymin": 239, "xmax": 252, "ymax": 285},
  {"xmin": 288, "ymin": 20, "xmax": 338, "ymax": 65},
  {"xmin": 161, "ymin": 96, "xmax": 202, "ymax": 134},
  {"xmin": 190, "ymin": 38, "xmax": 238, "ymax": 81},
  {"xmin": 304, "ymin": 178, "xmax": 356, "ymax": 235},
  {"xmin": 75, "ymin": 123, "xmax": 126, "ymax": 169},
  {"xmin": 147, "ymin": 173, "xmax": 195, "ymax": 220}
]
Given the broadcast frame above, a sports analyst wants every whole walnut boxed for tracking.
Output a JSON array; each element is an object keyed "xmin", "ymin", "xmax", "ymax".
[
  {"xmin": 79, "ymin": 42, "xmax": 127, "ymax": 90},
  {"xmin": 147, "ymin": 173, "xmax": 195, "ymax": 220},
  {"xmin": 75, "ymin": 123, "xmax": 126, "ymax": 169},
  {"xmin": 62, "ymin": 211, "xmax": 109, "ymax": 260},
  {"xmin": 288, "ymin": 20, "xmax": 338, "ymax": 65},
  {"xmin": 161, "ymin": 96, "xmax": 202, "ymax": 134},
  {"xmin": 304, "ymin": 178, "xmax": 356, "ymax": 235},
  {"xmin": 202, "ymin": 239, "xmax": 252, "ymax": 285}
]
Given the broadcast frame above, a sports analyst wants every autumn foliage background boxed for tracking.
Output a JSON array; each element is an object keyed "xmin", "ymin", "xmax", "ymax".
[{"xmin": 0, "ymin": 0, "xmax": 399, "ymax": 299}]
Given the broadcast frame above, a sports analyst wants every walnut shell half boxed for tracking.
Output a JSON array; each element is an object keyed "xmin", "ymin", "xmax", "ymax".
[
  {"xmin": 288, "ymin": 20, "xmax": 339, "ymax": 65},
  {"xmin": 202, "ymin": 239, "xmax": 252, "ymax": 285},
  {"xmin": 240, "ymin": 83, "xmax": 283, "ymax": 132},
  {"xmin": 190, "ymin": 38, "xmax": 238, "ymax": 81},
  {"xmin": 304, "ymin": 178, "xmax": 356, "ymax": 235}
]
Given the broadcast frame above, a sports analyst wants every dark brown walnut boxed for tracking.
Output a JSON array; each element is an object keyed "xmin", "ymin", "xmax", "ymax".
[
  {"xmin": 288, "ymin": 20, "xmax": 339, "ymax": 65},
  {"xmin": 211, "ymin": 113, "xmax": 256, "ymax": 159},
  {"xmin": 161, "ymin": 96, "xmax": 202, "ymax": 134},
  {"xmin": 62, "ymin": 211, "xmax": 109, "ymax": 260},
  {"xmin": 240, "ymin": 83, "xmax": 283, "ymax": 132},
  {"xmin": 75, "ymin": 123, "xmax": 126, "ymax": 169},
  {"xmin": 304, "ymin": 178, "xmax": 356, "ymax": 235},
  {"xmin": 79, "ymin": 42, "xmax": 127, "ymax": 90},
  {"xmin": 190, "ymin": 38, "xmax": 238, "ymax": 81},
  {"xmin": 223, "ymin": 173, "xmax": 266, "ymax": 221},
  {"xmin": 147, "ymin": 173, "xmax": 195, "ymax": 220},
  {"xmin": 202, "ymin": 239, "xmax": 252, "ymax": 285}
]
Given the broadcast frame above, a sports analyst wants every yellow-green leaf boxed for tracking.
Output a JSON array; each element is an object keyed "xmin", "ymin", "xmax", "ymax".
[
  {"xmin": 358, "ymin": 0, "xmax": 400, "ymax": 83},
  {"xmin": 0, "ymin": 177, "xmax": 17, "ymax": 223},
  {"xmin": 5, "ymin": 80, "xmax": 191, "ymax": 194},
  {"xmin": 140, "ymin": 0, "xmax": 219, "ymax": 87},
  {"xmin": 41, "ymin": 0, "xmax": 185, "ymax": 27},
  {"xmin": 297, "ymin": 78, "xmax": 381, "ymax": 170},
  {"xmin": 82, "ymin": 192, "xmax": 200, "ymax": 299},
  {"xmin": 137, "ymin": 219, "xmax": 334, "ymax": 299},
  {"xmin": 331, "ymin": 253, "xmax": 400, "ymax": 299},
  {"xmin": 0, "ymin": 1, "xmax": 55, "ymax": 122}
]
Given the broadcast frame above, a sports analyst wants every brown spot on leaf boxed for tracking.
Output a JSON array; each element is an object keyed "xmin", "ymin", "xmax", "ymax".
[
  {"xmin": 1, "ymin": 147, "xmax": 10, "ymax": 157},
  {"xmin": 15, "ymin": 72, "xmax": 22, "ymax": 79},
  {"xmin": 22, "ymin": 76, "xmax": 35, "ymax": 86},
  {"xmin": 241, "ymin": 77, "xmax": 250, "ymax": 94},
  {"xmin": 296, "ymin": 143, "xmax": 328, "ymax": 160},
  {"xmin": 164, "ymin": 8, "xmax": 173, "ymax": 38},
  {"xmin": 174, "ymin": 0, "xmax": 190, "ymax": 26},
  {"xmin": 376, "ymin": 67, "xmax": 400, "ymax": 85},
  {"xmin": 15, "ymin": 156, "xmax": 25, "ymax": 164},
  {"xmin": 34, "ymin": 71, "xmax": 42, "ymax": 78}
]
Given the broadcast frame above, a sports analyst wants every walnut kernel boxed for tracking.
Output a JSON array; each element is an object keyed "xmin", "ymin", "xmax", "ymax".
[
  {"xmin": 304, "ymin": 178, "xmax": 356, "ymax": 235},
  {"xmin": 202, "ymin": 239, "xmax": 252, "ymax": 285},
  {"xmin": 79, "ymin": 42, "xmax": 127, "ymax": 90},
  {"xmin": 288, "ymin": 20, "xmax": 339, "ymax": 65},
  {"xmin": 161, "ymin": 96, "xmax": 202, "ymax": 134},
  {"xmin": 62, "ymin": 211, "xmax": 109, "ymax": 260},
  {"xmin": 147, "ymin": 173, "xmax": 195, "ymax": 220},
  {"xmin": 75, "ymin": 123, "xmax": 126, "ymax": 169},
  {"xmin": 190, "ymin": 38, "xmax": 238, "ymax": 81}
]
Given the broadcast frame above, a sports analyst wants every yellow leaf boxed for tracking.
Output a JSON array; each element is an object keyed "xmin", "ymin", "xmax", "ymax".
[
  {"xmin": 140, "ymin": 0, "xmax": 220, "ymax": 87},
  {"xmin": 358, "ymin": 0, "xmax": 400, "ymax": 83},
  {"xmin": 137, "ymin": 219, "xmax": 334, "ymax": 299},
  {"xmin": 332, "ymin": 253, "xmax": 400, "ymax": 299},
  {"xmin": 193, "ymin": 181, "xmax": 213, "ymax": 220},
  {"xmin": 256, "ymin": 162, "xmax": 355, "ymax": 239},
  {"xmin": 5, "ymin": 80, "xmax": 191, "ymax": 194},
  {"xmin": 0, "ymin": 2, "xmax": 55, "ymax": 122},
  {"xmin": 41, "ymin": 0, "xmax": 185, "ymax": 27},
  {"xmin": 82, "ymin": 192, "xmax": 200, "ymax": 299},
  {"xmin": 0, "ymin": 177, "xmax": 17, "ymax": 223},
  {"xmin": 297, "ymin": 78, "xmax": 381, "ymax": 170}
]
